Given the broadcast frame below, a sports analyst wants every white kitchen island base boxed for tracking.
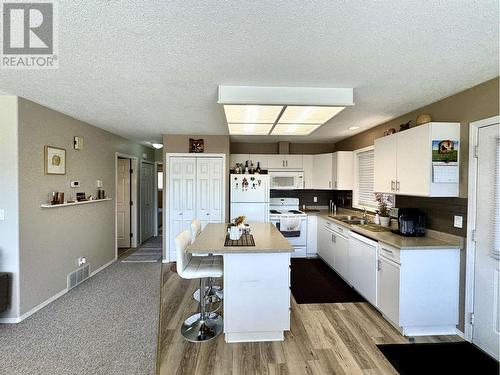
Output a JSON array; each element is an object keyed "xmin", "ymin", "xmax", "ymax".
[{"xmin": 223, "ymin": 252, "xmax": 291, "ymax": 343}]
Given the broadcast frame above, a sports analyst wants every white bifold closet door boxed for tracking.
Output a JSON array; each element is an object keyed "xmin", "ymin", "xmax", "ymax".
[
  {"xmin": 169, "ymin": 156, "xmax": 224, "ymax": 260},
  {"xmin": 169, "ymin": 157, "xmax": 196, "ymax": 259},
  {"xmin": 196, "ymin": 158, "xmax": 223, "ymax": 229}
]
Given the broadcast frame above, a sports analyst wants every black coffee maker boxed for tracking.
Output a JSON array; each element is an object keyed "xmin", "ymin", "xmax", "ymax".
[{"xmin": 391, "ymin": 208, "xmax": 426, "ymax": 237}]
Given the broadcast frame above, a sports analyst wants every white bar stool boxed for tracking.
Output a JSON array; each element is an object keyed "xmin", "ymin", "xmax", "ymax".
[
  {"xmin": 175, "ymin": 230, "xmax": 223, "ymax": 342},
  {"xmin": 190, "ymin": 220, "xmax": 223, "ymax": 306}
]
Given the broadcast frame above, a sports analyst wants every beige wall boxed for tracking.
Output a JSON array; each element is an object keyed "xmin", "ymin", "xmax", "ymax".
[
  {"xmin": 0, "ymin": 96, "xmax": 20, "ymax": 319},
  {"xmin": 230, "ymin": 142, "xmax": 335, "ymax": 155},
  {"xmin": 163, "ymin": 134, "xmax": 231, "ymax": 220},
  {"xmin": 14, "ymin": 98, "xmax": 154, "ymax": 316},
  {"xmin": 335, "ymin": 77, "xmax": 499, "ymax": 198}
]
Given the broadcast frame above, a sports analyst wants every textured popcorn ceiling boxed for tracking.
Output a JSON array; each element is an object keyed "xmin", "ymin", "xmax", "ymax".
[{"xmin": 0, "ymin": 1, "xmax": 498, "ymax": 143}]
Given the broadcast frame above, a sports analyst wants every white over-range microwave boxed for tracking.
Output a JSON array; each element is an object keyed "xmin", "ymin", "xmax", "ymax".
[{"xmin": 269, "ymin": 171, "xmax": 304, "ymax": 190}]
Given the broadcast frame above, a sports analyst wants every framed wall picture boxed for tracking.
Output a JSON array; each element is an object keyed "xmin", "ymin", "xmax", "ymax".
[
  {"xmin": 45, "ymin": 146, "xmax": 66, "ymax": 175},
  {"xmin": 189, "ymin": 138, "xmax": 204, "ymax": 153}
]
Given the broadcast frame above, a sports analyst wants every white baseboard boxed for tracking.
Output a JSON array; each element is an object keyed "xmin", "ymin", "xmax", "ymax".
[
  {"xmin": 91, "ymin": 258, "xmax": 115, "ymax": 276},
  {"xmin": 455, "ymin": 328, "xmax": 465, "ymax": 339},
  {"xmin": 0, "ymin": 258, "xmax": 116, "ymax": 324}
]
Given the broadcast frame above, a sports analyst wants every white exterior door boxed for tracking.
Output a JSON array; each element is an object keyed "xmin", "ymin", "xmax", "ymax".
[
  {"xmin": 374, "ymin": 134, "xmax": 397, "ymax": 194},
  {"xmin": 197, "ymin": 158, "xmax": 223, "ymax": 229},
  {"xmin": 472, "ymin": 121, "xmax": 500, "ymax": 360},
  {"xmin": 169, "ymin": 157, "xmax": 196, "ymax": 260},
  {"xmin": 117, "ymin": 158, "xmax": 131, "ymax": 248},
  {"xmin": 141, "ymin": 162, "xmax": 155, "ymax": 243}
]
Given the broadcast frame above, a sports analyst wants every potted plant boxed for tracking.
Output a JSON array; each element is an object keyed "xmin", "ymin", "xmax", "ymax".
[{"xmin": 375, "ymin": 193, "xmax": 392, "ymax": 227}]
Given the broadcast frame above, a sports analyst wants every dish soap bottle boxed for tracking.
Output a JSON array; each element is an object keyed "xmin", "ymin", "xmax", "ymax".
[{"xmin": 374, "ymin": 210, "xmax": 381, "ymax": 225}]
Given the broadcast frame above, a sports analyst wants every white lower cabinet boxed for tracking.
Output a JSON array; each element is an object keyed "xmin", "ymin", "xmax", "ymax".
[
  {"xmin": 316, "ymin": 217, "xmax": 460, "ymax": 337},
  {"xmin": 377, "ymin": 252, "xmax": 400, "ymax": 326},
  {"xmin": 306, "ymin": 215, "xmax": 317, "ymax": 256},
  {"xmin": 376, "ymin": 242, "xmax": 460, "ymax": 336},
  {"xmin": 317, "ymin": 218, "xmax": 334, "ymax": 267}
]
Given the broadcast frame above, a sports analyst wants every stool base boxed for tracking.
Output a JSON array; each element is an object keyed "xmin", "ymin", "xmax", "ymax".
[{"xmin": 181, "ymin": 312, "xmax": 223, "ymax": 343}]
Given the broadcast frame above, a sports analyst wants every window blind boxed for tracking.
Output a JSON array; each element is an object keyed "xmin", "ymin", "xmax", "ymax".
[
  {"xmin": 357, "ymin": 149, "xmax": 377, "ymax": 208},
  {"xmin": 493, "ymin": 138, "xmax": 500, "ymax": 260}
]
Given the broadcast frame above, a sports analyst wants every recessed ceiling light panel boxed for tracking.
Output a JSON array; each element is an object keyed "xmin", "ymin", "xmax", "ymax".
[
  {"xmin": 271, "ymin": 124, "xmax": 321, "ymax": 135},
  {"xmin": 278, "ymin": 106, "xmax": 345, "ymax": 124},
  {"xmin": 228, "ymin": 123, "xmax": 274, "ymax": 135},
  {"xmin": 348, "ymin": 126, "xmax": 360, "ymax": 130},
  {"xmin": 224, "ymin": 105, "xmax": 282, "ymax": 124}
]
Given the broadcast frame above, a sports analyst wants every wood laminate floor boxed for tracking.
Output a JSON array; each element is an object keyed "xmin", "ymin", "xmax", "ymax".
[{"xmin": 157, "ymin": 263, "xmax": 461, "ymax": 375}]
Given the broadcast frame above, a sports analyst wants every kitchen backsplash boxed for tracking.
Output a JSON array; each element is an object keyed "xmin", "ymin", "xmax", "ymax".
[
  {"xmin": 395, "ymin": 196, "xmax": 467, "ymax": 237},
  {"xmin": 271, "ymin": 189, "xmax": 352, "ymax": 208}
]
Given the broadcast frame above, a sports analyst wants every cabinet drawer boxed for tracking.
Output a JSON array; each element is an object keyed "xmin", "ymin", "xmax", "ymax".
[{"xmin": 378, "ymin": 242, "xmax": 400, "ymax": 263}]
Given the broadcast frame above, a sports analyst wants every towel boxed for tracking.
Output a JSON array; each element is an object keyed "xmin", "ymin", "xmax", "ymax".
[{"xmin": 280, "ymin": 217, "xmax": 301, "ymax": 232}]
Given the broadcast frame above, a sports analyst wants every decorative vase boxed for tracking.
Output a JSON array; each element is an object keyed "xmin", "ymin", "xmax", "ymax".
[{"xmin": 380, "ymin": 216, "xmax": 391, "ymax": 227}]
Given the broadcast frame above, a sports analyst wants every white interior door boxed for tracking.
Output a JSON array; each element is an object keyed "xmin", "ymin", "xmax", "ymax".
[
  {"xmin": 117, "ymin": 158, "xmax": 131, "ymax": 248},
  {"xmin": 472, "ymin": 121, "xmax": 500, "ymax": 360},
  {"xmin": 197, "ymin": 158, "xmax": 223, "ymax": 229},
  {"xmin": 141, "ymin": 162, "xmax": 155, "ymax": 243}
]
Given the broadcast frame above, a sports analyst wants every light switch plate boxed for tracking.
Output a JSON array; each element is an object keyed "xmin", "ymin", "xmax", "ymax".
[
  {"xmin": 454, "ymin": 215, "xmax": 463, "ymax": 228},
  {"xmin": 313, "ymin": 196, "xmax": 318, "ymax": 203},
  {"xmin": 0, "ymin": 209, "xmax": 4, "ymax": 221},
  {"xmin": 70, "ymin": 181, "xmax": 80, "ymax": 188}
]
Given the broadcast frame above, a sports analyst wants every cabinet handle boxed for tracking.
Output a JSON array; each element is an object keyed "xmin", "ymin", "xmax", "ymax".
[
  {"xmin": 329, "ymin": 181, "xmax": 332, "ymax": 188},
  {"xmin": 334, "ymin": 181, "xmax": 338, "ymax": 189},
  {"xmin": 391, "ymin": 180, "xmax": 395, "ymax": 191},
  {"xmin": 377, "ymin": 259, "xmax": 382, "ymax": 271},
  {"xmin": 286, "ymin": 160, "xmax": 288, "ymax": 167},
  {"xmin": 206, "ymin": 213, "xmax": 210, "ymax": 215},
  {"xmin": 332, "ymin": 234, "xmax": 336, "ymax": 243},
  {"xmin": 396, "ymin": 181, "xmax": 400, "ymax": 192}
]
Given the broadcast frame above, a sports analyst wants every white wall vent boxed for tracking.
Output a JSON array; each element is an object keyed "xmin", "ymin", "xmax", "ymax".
[{"xmin": 67, "ymin": 264, "xmax": 90, "ymax": 290}]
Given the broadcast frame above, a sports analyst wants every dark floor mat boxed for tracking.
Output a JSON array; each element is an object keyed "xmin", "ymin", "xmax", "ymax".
[
  {"xmin": 290, "ymin": 258, "xmax": 365, "ymax": 304},
  {"xmin": 378, "ymin": 342, "xmax": 499, "ymax": 375}
]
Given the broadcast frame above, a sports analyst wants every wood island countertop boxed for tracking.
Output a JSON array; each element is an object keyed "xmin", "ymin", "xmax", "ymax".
[{"xmin": 186, "ymin": 223, "xmax": 293, "ymax": 254}]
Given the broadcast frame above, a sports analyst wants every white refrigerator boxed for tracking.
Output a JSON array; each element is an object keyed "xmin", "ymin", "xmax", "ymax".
[{"xmin": 230, "ymin": 174, "xmax": 270, "ymax": 223}]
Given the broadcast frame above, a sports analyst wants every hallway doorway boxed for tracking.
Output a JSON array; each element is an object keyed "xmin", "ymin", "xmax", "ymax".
[{"xmin": 115, "ymin": 153, "xmax": 139, "ymax": 259}]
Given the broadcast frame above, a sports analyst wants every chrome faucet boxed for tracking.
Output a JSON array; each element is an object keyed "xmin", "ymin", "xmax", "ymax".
[{"xmin": 362, "ymin": 207, "xmax": 368, "ymax": 223}]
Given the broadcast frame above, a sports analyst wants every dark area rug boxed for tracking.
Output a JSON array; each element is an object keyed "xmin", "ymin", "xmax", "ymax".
[
  {"xmin": 290, "ymin": 258, "xmax": 365, "ymax": 304},
  {"xmin": 378, "ymin": 342, "xmax": 499, "ymax": 375}
]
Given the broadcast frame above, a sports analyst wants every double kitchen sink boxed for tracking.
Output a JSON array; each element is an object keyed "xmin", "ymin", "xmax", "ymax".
[{"xmin": 329, "ymin": 215, "xmax": 391, "ymax": 232}]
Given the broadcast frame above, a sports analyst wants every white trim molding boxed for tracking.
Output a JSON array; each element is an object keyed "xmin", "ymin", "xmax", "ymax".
[{"xmin": 464, "ymin": 115, "xmax": 500, "ymax": 342}]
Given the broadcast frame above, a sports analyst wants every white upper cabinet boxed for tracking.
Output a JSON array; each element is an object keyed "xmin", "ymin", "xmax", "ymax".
[
  {"xmin": 374, "ymin": 134, "xmax": 397, "ymax": 193},
  {"xmin": 373, "ymin": 122, "xmax": 460, "ymax": 197},
  {"xmin": 332, "ymin": 151, "xmax": 354, "ymax": 190},
  {"xmin": 312, "ymin": 153, "xmax": 333, "ymax": 189},
  {"xmin": 311, "ymin": 152, "xmax": 353, "ymax": 190},
  {"xmin": 302, "ymin": 155, "xmax": 314, "ymax": 189},
  {"xmin": 267, "ymin": 155, "xmax": 303, "ymax": 169}
]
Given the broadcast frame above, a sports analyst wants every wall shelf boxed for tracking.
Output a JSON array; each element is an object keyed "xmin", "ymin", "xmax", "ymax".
[{"xmin": 41, "ymin": 198, "xmax": 112, "ymax": 208}]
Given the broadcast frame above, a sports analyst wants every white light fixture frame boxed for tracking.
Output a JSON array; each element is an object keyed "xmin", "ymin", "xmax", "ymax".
[{"xmin": 218, "ymin": 85, "xmax": 354, "ymax": 106}]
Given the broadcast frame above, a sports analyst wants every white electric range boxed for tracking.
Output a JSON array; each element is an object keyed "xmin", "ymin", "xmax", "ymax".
[{"xmin": 269, "ymin": 198, "xmax": 307, "ymax": 258}]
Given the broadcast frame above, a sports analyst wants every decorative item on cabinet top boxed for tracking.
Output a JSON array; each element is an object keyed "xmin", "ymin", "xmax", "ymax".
[
  {"xmin": 416, "ymin": 113, "xmax": 432, "ymax": 125},
  {"xmin": 231, "ymin": 160, "xmax": 267, "ymax": 174}
]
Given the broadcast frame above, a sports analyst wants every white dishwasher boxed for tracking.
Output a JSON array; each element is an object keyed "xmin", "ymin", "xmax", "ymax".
[{"xmin": 348, "ymin": 231, "xmax": 378, "ymax": 306}]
